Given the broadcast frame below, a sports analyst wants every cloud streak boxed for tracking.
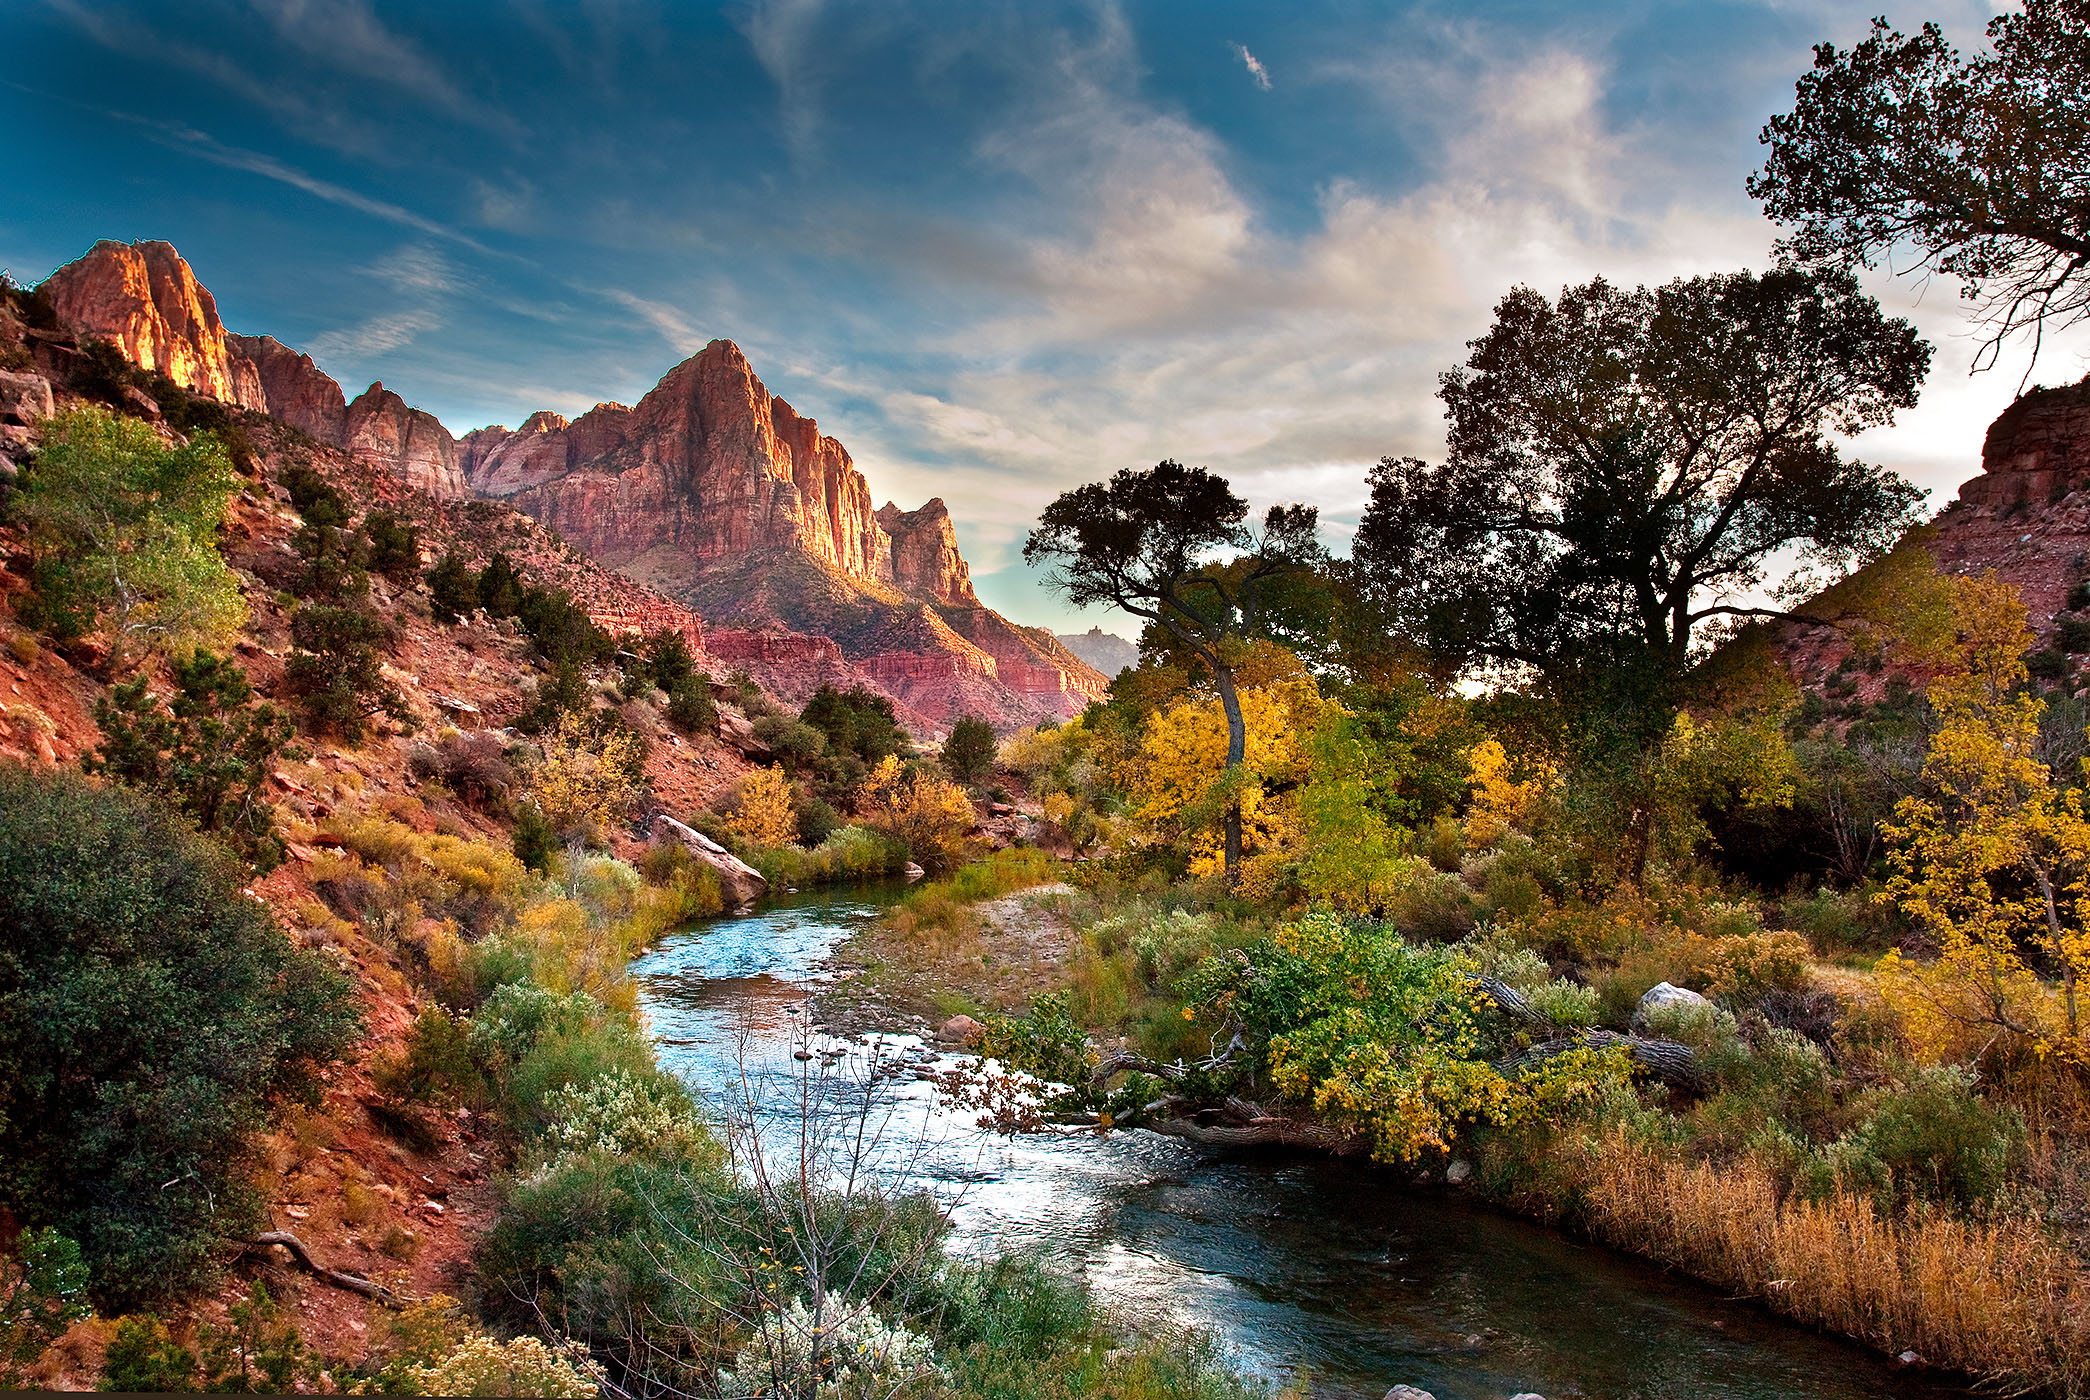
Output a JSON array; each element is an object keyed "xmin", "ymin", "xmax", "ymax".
[{"xmin": 1233, "ymin": 42, "xmax": 1271, "ymax": 89}]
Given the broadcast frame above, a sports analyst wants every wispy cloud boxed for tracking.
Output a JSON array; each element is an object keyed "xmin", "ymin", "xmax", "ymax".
[
  {"xmin": 1233, "ymin": 42, "xmax": 1271, "ymax": 89},
  {"xmin": 602, "ymin": 289, "xmax": 708, "ymax": 356},
  {"xmin": 308, "ymin": 307, "xmax": 442, "ymax": 360}
]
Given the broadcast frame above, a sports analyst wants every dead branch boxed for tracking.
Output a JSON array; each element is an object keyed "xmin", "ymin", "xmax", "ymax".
[{"xmin": 249, "ymin": 1231, "xmax": 420, "ymax": 1307}]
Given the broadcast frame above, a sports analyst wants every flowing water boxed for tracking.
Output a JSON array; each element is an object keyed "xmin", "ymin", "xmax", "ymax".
[{"xmin": 631, "ymin": 887, "xmax": 1967, "ymax": 1400}]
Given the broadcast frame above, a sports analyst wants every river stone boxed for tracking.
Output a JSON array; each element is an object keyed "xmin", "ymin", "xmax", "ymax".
[
  {"xmin": 902, "ymin": 861, "xmax": 926, "ymax": 881},
  {"xmin": 652, "ymin": 813, "xmax": 768, "ymax": 906},
  {"xmin": 936, "ymin": 1014, "xmax": 986, "ymax": 1047},
  {"xmin": 1383, "ymin": 1388, "xmax": 1437, "ymax": 1400},
  {"xmin": 1445, "ymin": 1159, "xmax": 1474, "ymax": 1187},
  {"xmin": 1631, "ymin": 981, "xmax": 1712, "ymax": 1030},
  {"xmin": 1509, "ymin": 1394, "xmax": 1548, "ymax": 1399}
]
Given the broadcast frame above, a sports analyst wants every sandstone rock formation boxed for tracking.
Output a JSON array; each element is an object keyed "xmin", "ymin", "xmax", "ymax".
[
  {"xmin": 1781, "ymin": 376, "xmax": 2090, "ymax": 688},
  {"xmin": 464, "ymin": 340, "xmax": 1108, "ymax": 728},
  {"xmin": 42, "ymin": 240, "xmax": 266, "ymax": 410},
  {"xmin": 227, "ymin": 333, "xmax": 347, "ymax": 446},
  {"xmin": 347, "ymin": 383, "xmax": 466, "ymax": 498},
  {"xmin": 878, "ymin": 499, "xmax": 977, "ymax": 606}
]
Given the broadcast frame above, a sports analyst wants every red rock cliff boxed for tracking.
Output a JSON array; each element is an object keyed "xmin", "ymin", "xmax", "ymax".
[
  {"xmin": 228, "ymin": 333, "xmax": 348, "ymax": 446},
  {"xmin": 43, "ymin": 240, "xmax": 266, "ymax": 411},
  {"xmin": 878, "ymin": 499, "xmax": 978, "ymax": 606},
  {"xmin": 347, "ymin": 383, "xmax": 466, "ymax": 498}
]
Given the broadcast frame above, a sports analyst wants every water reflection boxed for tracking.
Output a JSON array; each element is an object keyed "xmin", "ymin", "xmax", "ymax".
[{"xmin": 631, "ymin": 888, "xmax": 1964, "ymax": 1400}]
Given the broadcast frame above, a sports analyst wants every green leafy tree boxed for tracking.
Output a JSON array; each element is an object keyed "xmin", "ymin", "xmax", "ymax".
[
  {"xmin": 942, "ymin": 715, "xmax": 997, "ymax": 786},
  {"xmin": 99, "ymin": 1315, "xmax": 198, "ymax": 1393},
  {"xmin": 426, "ymin": 551, "xmax": 479, "ymax": 623},
  {"xmin": 0, "ymin": 1228, "xmax": 92, "ymax": 1388},
  {"xmin": 632, "ymin": 629, "xmax": 718, "ymax": 735},
  {"xmin": 9, "ymin": 405, "xmax": 245, "ymax": 665},
  {"xmin": 87, "ymin": 649, "xmax": 297, "ymax": 871},
  {"xmin": 801, "ymin": 685, "xmax": 912, "ymax": 763},
  {"xmin": 1027, "ymin": 461, "xmax": 1323, "ymax": 879},
  {"xmin": 362, "ymin": 509, "xmax": 421, "ymax": 584},
  {"xmin": 1751, "ymin": 0, "xmax": 2090, "ymax": 368},
  {"xmin": 477, "ymin": 552, "xmax": 526, "ymax": 618},
  {"xmin": 283, "ymin": 604, "xmax": 411, "ymax": 742},
  {"xmin": 0, "ymin": 765, "xmax": 360, "ymax": 1305}
]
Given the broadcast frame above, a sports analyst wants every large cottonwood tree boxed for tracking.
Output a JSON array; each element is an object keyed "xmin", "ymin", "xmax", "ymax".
[
  {"xmin": 1751, "ymin": 0, "xmax": 2090, "ymax": 370},
  {"xmin": 1026, "ymin": 461, "xmax": 1321, "ymax": 880},
  {"xmin": 1351, "ymin": 266, "xmax": 1929, "ymax": 697}
]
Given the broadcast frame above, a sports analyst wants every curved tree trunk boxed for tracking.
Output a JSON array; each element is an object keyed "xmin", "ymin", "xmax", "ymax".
[{"xmin": 1212, "ymin": 665, "xmax": 1246, "ymax": 882}]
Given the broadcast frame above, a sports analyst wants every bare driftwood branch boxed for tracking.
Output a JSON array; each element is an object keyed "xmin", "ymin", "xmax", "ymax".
[
  {"xmin": 249, "ymin": 1231, "xmax": 420, "ymax": 1307},
  {"xmin": 1479, "ymin": 977, "xmax": 1707, "ymax": 1091},
  {"xmin": 1087, "ymin": 1030, "xmax": 1247, "ymax": 1088},
  {"xmin": 1141, "ymin": 1095, "xmax": 1371, "ymax": 1155}
]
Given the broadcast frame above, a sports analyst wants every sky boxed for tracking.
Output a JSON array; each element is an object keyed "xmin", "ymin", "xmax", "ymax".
[{"xmin": 5, "ymin": 0, "xmax": 2085, "ymax": 633}]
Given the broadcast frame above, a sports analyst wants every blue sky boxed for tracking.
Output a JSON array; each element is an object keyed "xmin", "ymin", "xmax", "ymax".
[{"xmin": 5, "ymin": 0, "xmax": 2080, "ymax": 632}]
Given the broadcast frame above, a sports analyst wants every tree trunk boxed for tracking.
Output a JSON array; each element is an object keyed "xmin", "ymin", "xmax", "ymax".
[
  {"xmin": 2030, "ymin": 860, "xmax": 2079, "ymax": 1036},
  {"xmin": 1213, "ymin": 664, "xmax": 1246, "ymax": 883}
]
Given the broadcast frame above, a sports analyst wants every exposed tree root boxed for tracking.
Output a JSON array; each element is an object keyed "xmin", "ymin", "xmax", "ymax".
[{"xmin": 249, "ymin": 1231, "xmax": 421, "ymax": 1307}]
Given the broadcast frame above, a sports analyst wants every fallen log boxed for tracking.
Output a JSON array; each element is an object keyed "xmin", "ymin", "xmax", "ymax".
[
  {"xmin": 249, "ymin": 1231, "xmax": 420, "ymax": 1307},
  {"xmin": 1142, "ymin": 1095, "xmax": 1370, "ymax": 1155},
  {"xmin": 1479, "ymin": 977, "xmax": 1706, "ymax": 1091}
]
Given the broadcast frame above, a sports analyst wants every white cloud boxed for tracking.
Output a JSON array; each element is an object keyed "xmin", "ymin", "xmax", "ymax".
[
  {"xmin": 602, "ymin": 289, "xmax": 709, "ymax": 357},
  {"xmin": 308, "ymin": 307, "xmax": 441, "ymax": 359},
  {"xmin": 1233, "ymin": 42, "xmax": 1271, "ymax": 90}
]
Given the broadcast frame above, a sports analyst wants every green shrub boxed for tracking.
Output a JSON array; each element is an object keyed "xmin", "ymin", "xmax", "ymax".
[
  {"xmin": 800, "ymin": 685, "xmax": 912, "ymax": 762},
  {"xmin": 0, "ymin": 1228, "xmax": 92, "ymax": 1387},
  {"xmin": 283, "ymin": 603, "xmax": 410, "ymax": 740},
  {"xmin": 99, "ymin": 1315, "xmax": 198, "ymax": 1392},
  {"xmin": 665, "ymin": 682, "xmax": 716, "ymax": 735},
  {"xmin": 1825, "ymin": 1066, "xmax": 2024, "ymax": 1213},
  {"xmin": 0, "ymin": 766, "xmax": 359, "ymax": 1306},
  {"xmin": 943, "ymin": 715, "xmax": 997, "ymax": 785},
  {"xmin": 362, "ymin": 509, "xmax": 421, "ymax": 584},
  {"xmin": 87, "ymin": 648, "xmax": 296, "ymax": 871},
  {"xmin": 426, "ymin": 552, "xmax": 479, "ymax": 623}
]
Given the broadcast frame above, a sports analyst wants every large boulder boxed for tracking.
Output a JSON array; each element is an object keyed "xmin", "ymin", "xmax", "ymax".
[
  {"xmin": 1384, "ymin": 1388, "xmax": 1437, "ymax": 1400},
  {"xmin": 653, "ymin": 814, "xmax": 768, "ymax": 907},
  {"xmin": 0, "ymin": 370, "xmax": 54, "ymax": 425},
  {"xmin": 1632, "ymin": 981, "xmax": 1713, "ymax": 1032}
]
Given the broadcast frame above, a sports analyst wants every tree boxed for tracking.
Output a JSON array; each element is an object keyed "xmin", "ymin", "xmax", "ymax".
[
  {"xmin": 362, "ymin": 509, "xmax": 421, "ymax": 584},
  {"xmin": 1352, "ymin": 268, "xmax": 1928, "ymax": 694},
  {"xmin": 524, "ymin": 710, "xmax": 646, "ymax": 850},
  {"xmin": 1881, "ymin": 573, "xmax": 2090, "ymax": 1058},
  {"xmin": 9, "ymin": 405, "xmax": 245, "ymax": 664},
  {"xmin": 87, "ymin": 648, "xmax": 298, "ymax": 870},
  {"xmin": 0, "ymin": 765, "xmax": 359, "ymax": 1305},
  {"xmin": 426, "ymin": 552, "xmax": 479, "ymax": 623},
  {"xmin": 723, "ymin": 765, "xmax": 799, "ymax": 850},
  {"xmin": 282, "ymin": 604, "xmax": 411, "ymax": 742},
  {"xmin": 857, "ymin": 755, "xmax": 975, "ymax": 874},
  {"xmin": 1026, "ymin": 461, "xmax": 1323, "ymax": 879},
  {"xmin": 941, "ymin": 716, "xmax": 997, "ymax": 786},
  {"xmin": 1751, "ymin": 1, "xmax": 2090, "ymax": 370},
  {"xmin": 0, "ymin": 1229, "xmax": 91, "ymax": 1388},
  {"xmin": 800, "ymin": 685, "xmax": 911, "ymax": 763}
]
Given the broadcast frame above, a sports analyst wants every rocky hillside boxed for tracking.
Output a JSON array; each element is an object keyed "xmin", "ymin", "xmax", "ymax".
[
  {"xmin": 32, "ymin": 239, "xmax": 1105, "ymax": 733},
  {"xmin": 1777, "ymin": 376, "xmax": 2090, "ymax": 692}
]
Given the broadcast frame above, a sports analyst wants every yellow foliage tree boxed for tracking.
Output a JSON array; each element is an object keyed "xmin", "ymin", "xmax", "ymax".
[
  {"xmin": 1127, "ymin": 663, "xmax": 1328, "ymax": 882},
  {"xmin": 1881, "ymin": 572, "xmax": 2090, "ymax": 1059},
  {"xmin": 724, "ymin": 764, "xmax": 798, "ymax": 849},
  {"xmin": 1464, "ymin": 738, "xmax": 1554, "ymax": 848},
  {"xmin": 857, "ymin": 754, "xmax": 975, "ymax": 873},
  {"xmin": 526, "ymin": 711, "xmax": 645, "ymax": 847}
]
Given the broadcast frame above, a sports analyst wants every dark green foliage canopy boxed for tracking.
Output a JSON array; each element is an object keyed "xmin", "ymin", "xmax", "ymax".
[
  {"xmin": 943, "ymin": 715, "xmax": 997, "ymax": 786},
  {"xmin": 1350, "ymin": 267, "xmax": 1929, "ymax": 691},
  {"xmin": 87, "ymin": 649, "xmax": 297, "ymax": 871},
  {"xmin": 0, "ymin": 766, "xmax": 359, "ymax": 1306},
  {"xmin": 1751, "ymin": 0, "xmax": 2090, "ymax": 367},
  {"xmin": 802, "ymin": 685, "xmax": 912, "ymax": 763},
  {"xmin": 424, "ymin": 551, "xmax": 478, "ymax": 623},
  {"xmin": 361, "ymin": 510, "xmax": 420, "ymax": 585},
  {"xmin": 283, "ymin": 604, "xmax": 410, "ymax": 741}
]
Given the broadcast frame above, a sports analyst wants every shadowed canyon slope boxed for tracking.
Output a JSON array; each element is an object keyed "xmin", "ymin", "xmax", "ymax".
[{"xmin": 33, "ymin": 239, "xmax": 1106, "ymax": 730}]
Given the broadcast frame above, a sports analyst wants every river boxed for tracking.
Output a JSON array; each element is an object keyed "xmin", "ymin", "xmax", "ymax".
[{"xmin": 630, "ymin": 886, "xmax": 1967, "ymax": 1400}]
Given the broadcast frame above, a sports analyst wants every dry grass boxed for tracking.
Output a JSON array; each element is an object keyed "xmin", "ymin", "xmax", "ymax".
[{"xmin": 1570, "ymin": 1129, "xmax": 2090, "ymax": 1393}]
